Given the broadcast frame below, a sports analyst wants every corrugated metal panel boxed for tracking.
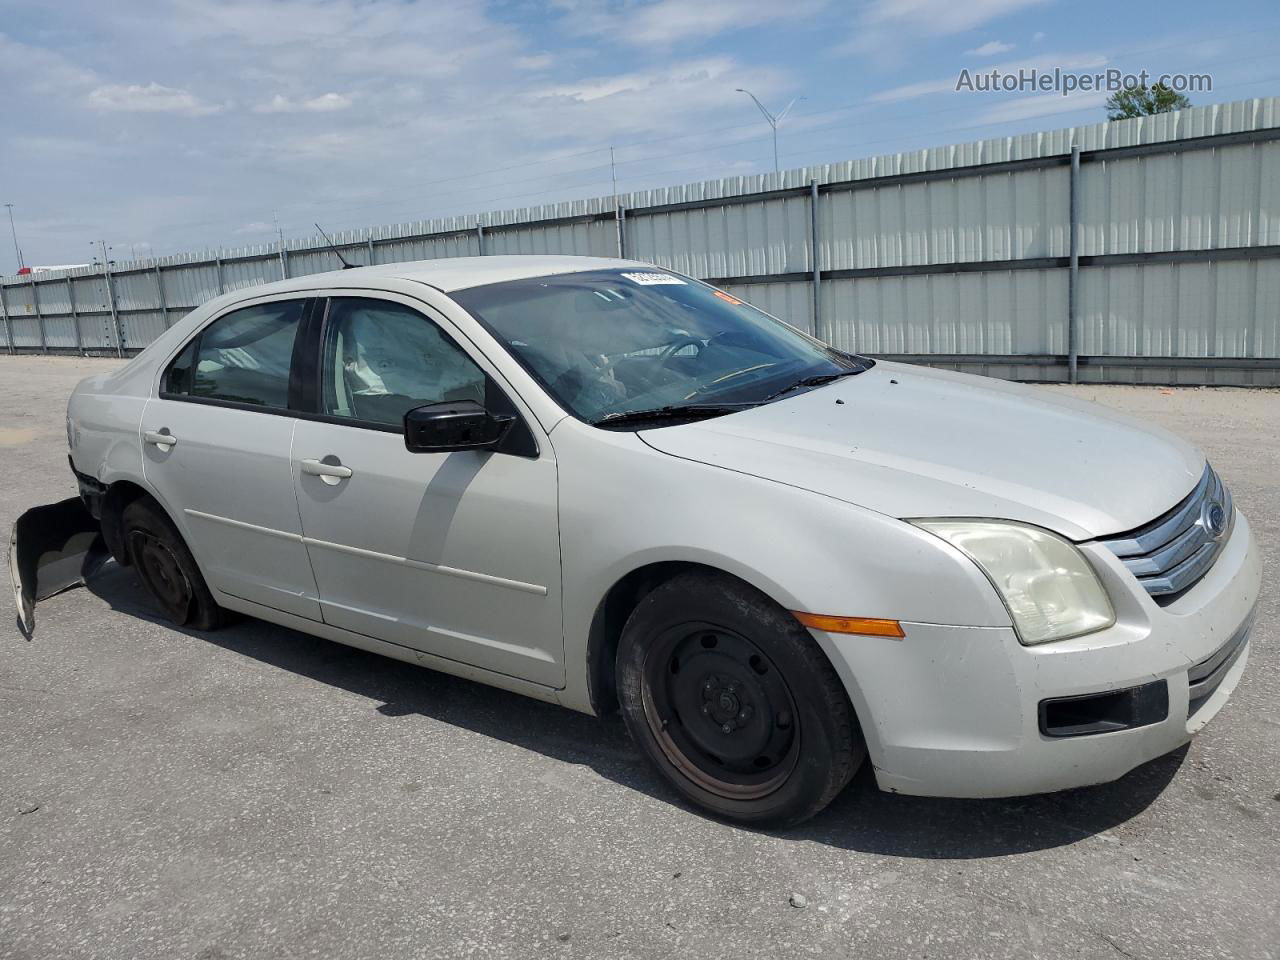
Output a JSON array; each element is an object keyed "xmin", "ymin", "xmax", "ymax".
[
  {"xmin": 819, "ymin": 167, "xmax": 1070, "ymax": 271},
  {"xmin": 2, "ymin": 96, "xmax": 1278, "ymax": 382},
  {"xmin": 820, "ymin": 270, "xmax": 1067, "ymax": 356},
  {"xmin": 719, "ymin": 281, "xmax": 814, "ymax": 336},
  {"xmin": 630, "ymin": 195, "xmax": 812, "ymax": 278},
  {"xmin": 222, "ymin": 258, "xmax": 275, "ymax": 293},
  {"xmin": 1079, "ymin": 142, "xmax": 1280, "ymax": 256},
  {"xmin": 164, "ymin": 263, "xmax": 223, "ymax": 309},
  {"xmin": 1078, "ymin": 258, "xmax": 1280, "ymax": 358},
  {"xmin": 70, "ymin": 275, "xmax": 111, "ymax": 313},
  {"xmin": 40, "ymin": 315, "xmax": 78, "ymax": 349},
  {"xmin": 34, "ymin": 280, "xmax": 72, "ymax": 314},
  {"xmin": 8, "ymin": 317, "xmax": 41, "ymax": 347},
  {"xmin": 79, "ymin": 314, "xmax": 115, "ymax": 351},
  {"xmin": 121, "ymin": 312, "xmax": 169, "ymax": 349}
]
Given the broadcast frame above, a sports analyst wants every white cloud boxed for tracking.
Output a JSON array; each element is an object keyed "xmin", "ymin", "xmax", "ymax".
[
  {"xmin": 870, "ymin": 51, "xmax": 1110, "ymax": 103},
  {"xmin": 254, "ymin": 92, "xmax": 353, "ymax": 113},
  {"xmin": 975, "ymin": 90, "xmax": 1109, "ymax": 124},
  {"xmin": 860, "ymin": 0, "xmax": 1049, "ymax": 35},
  {"xmin": 0, "ymin": 32, "xmax": 98, "ymax": 96},
  {"xmin": 5, "ymin": 0, "xmax": 800, "ymax": 263},
  {"xmin": 835, "ymin": 0, "xmax": 1048, "ymax": 62},
  {"xmin": 966, "ymin": 40, "xmax": 1015, "ymax": 57},
  {"xmin": 552, "ymin": 0, "xmax": 827, "ymax": 46},
  {"xmin": 535, "ymin": 57, "xmax": 737, "ymax": 103},
  {"xmin": 516, "ymin": 53, "xmax": 554, "ymax": 71},
  {"xmin": 86, "ymin": 82, "xmax": 223, "ymax": 116},
  {"xmin": 1032, "ymin": 31, "xmax": 1046, "ymax": 41}
]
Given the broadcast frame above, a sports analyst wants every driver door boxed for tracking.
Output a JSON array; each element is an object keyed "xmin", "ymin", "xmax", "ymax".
[{"xmin": 290, "ymin": 295, "xmax": 565, "ymax": 687}]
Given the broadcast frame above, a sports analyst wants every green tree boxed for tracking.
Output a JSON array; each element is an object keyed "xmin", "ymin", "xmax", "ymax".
[{"xmin": 1105, "ymin": 82, "xmax": 1192, "ymax": 120}]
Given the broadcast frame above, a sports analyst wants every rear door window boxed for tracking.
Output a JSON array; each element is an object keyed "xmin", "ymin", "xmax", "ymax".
[{"xmin": 164, "ymin": 300, "xmax": 305, "ymax": 409}]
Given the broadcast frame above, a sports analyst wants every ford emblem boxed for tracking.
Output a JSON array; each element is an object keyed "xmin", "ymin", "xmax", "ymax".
[{"xmin": 1203, "ymin": 500, "xmax": 1228, "ymax": 538}]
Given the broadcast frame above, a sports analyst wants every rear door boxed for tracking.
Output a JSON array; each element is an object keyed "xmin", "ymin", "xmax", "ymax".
[
  {"xmin": 141, "ymin": 296, "xmax": 323, "ymax": 621},
  {"xmin": 289, "ymin": 294, "xmax": 564, "ymax": 686}
]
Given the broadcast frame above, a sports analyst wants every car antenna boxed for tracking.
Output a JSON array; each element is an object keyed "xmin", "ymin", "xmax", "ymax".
[{"xmin": 314, "ymin": 222, "xmax": 356, "ymax": 269}]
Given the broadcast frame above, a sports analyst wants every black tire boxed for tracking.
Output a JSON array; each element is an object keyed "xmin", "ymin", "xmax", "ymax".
[
  {"xmin": 617, "ymin": 571, "xmax": 864, "ymax": 827},
  {"xmin": 122, "ymin": 497, "xmax": 226, "ymax": 631}
]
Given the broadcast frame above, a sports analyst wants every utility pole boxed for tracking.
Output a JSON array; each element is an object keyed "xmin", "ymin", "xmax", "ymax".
[
  {"xmin": 610, "ymin": 146, "xmax": 619, "ymax": 200},
  {"xmin": 94, "ymin": 240, "xmax": 125, "ymax": 357},
  {"xmin": 735, "ymin": 89, "xmax": 804, "ymax": 176},
  {"xmin": 4, "ymin": 203, "xmax": 24, "ymax": 273},
  {"xmin": 274, "ymin": 210, "xmax": 288, "ymax": 280}
]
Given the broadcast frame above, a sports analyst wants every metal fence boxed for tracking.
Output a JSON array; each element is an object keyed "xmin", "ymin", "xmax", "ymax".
[{"xmin": 4, "ymin": 96, "xmax": 1280, "ymax": 385}]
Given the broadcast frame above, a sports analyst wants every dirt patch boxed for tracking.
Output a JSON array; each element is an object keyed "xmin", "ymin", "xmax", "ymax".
[{"xmin": 0, "ymin": 427, "xmax": 37, "ymax": 447}]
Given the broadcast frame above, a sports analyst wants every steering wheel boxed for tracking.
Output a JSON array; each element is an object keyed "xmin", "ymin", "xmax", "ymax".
[{"xmin": 655, "ymin": 334, "xmax": 706, "ymax": 368}]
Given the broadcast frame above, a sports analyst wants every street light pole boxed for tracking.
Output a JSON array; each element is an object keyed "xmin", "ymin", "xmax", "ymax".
[
  {"xmin": 4, "ymin": 203, "xmax": 24, "ymax": 272},
  {"xmin": 735, "ymin": 89, "xmax": 805, "ymax": 175}
]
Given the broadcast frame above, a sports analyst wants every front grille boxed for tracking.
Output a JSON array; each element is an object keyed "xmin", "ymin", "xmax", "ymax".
[
  {"xmin": 1187, "ymin": 612, "xmax": 1253, "ymax": 717},
  {"xmin": 1099, "ymin": 465, "xmax": 1233, "ymax": 600}
]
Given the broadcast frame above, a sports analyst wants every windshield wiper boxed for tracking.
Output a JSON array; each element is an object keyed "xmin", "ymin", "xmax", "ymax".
[
  {"xmin": 763, "ymin": 368, "xmax": 864, "ymax": 402},
  {"xmin": 592, "ymin": 402, "xmax": 756, "ymax": 429}
]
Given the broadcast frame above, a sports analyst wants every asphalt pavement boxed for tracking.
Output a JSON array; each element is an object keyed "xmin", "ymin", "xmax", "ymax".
[{"xmin": 2, "ymin": 356, "xmax": 1277, "ymax": 960}]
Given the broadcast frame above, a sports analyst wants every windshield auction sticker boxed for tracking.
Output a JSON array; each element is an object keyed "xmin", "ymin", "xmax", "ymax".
[{"xmin": 621, "ymin": 272, "xmax": 687, "ymax": 285}]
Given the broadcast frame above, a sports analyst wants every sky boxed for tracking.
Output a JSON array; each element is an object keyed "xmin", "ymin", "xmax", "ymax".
[{"xmin": 2, "ymin": 0, "xmax": 1278, "ymax": 271}]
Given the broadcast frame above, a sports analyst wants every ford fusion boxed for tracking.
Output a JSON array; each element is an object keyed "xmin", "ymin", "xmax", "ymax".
[{"xmin": 10, "ymin": 255, "xmax": 1260, "ymax": 826}]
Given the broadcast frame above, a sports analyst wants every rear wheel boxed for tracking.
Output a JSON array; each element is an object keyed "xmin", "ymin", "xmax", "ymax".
[
  {"xmin": 617, "ymin": 571, "xmax": 864, "ymax": 826},
  {"xmin": 122, "ymin": 497, "xmax": 225, "ymax": 630}
]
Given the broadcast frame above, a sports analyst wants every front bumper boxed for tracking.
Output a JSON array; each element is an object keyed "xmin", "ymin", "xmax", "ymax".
[{"xmin": 819, "ymin": 509, "xmax": 1261, "ymax": 798}]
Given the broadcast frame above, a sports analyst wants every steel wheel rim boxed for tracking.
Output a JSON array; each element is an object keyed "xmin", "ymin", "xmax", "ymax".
[
  {"xmin": 640, "ymin": 620, "xmax": 800, "ymax": 801},
  {"xmin": 128, "ymin": 530, "xmax": 191, "ymax": 616}
]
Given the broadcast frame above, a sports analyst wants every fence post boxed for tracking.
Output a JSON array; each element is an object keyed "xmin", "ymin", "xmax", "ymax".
[
  {"xmin": 1068, "ymin": 144, "xmax": 1081, "ymax": 384},
  {"xmin": 810, "ymin": 179, "xmax": 823, "ymax": 342},
  {"xmin": 0, "ymin": 283, "xmax": 12, "ymax": 354},
  {"xmin": 154, "ymin": 263, "xmax": 171, "ymax": 329},
  {"xmin": 476, "ymin": 223, "xmax": 485, "ymax": 256},
  {"xmin": 103, "ymin": 260, "xmax": 125, "ymax": 357},
  {"xmin": 615, "ymin": 205, "xmax": 626, "ymax": 258},
  {"xmin": 67, "ymin": 276, "xmax": 84, "ymax": 355},
  {"xmin": 367, "ymin": 237, "xmax": 376, "ymax": 266},
  {"xmin": 30, "ymin": 276, "xmax": 48, "ymax": 354},
  {"xmin": 215, "ymin": 253, "xmax": 226, "ymax": 294}
]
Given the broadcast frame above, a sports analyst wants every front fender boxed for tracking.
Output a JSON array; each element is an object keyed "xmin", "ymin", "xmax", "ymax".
[{"xmin": 551, "ymin": 421, "xmax": 1010, "ymax": 713}]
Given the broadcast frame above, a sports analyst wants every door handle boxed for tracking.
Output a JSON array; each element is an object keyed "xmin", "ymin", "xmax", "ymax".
[
  {"xmin": 300, "ymin": 458, "xmax": 353, "ymax": 483},
  {"xmin": 144, "ymin": 430, "xmax": 177, "ymax": 448}
]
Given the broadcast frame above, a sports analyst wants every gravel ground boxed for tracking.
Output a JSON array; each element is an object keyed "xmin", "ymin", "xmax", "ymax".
[{"xmin": 1, "ymin": 356, "xmax": 1277, "ymax": 960}]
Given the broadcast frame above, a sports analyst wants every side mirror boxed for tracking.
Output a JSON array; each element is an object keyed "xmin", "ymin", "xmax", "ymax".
[{"xmin": 403, "ymin": 400, "xmax": 513, "ymax": 453}]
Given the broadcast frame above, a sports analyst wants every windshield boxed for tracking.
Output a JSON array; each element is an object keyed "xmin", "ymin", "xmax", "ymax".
[{"xmin": 452, "ymin": 269, "xmax": 869, "ymax": 425}]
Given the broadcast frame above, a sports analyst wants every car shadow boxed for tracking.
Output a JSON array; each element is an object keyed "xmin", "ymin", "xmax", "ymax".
[{"xmin": 85, "ymin": 564, "xmax": 1187, "ymax": 859}]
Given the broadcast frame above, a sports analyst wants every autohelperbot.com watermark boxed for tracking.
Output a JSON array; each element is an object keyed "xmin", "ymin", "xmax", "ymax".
[{"xmin": 955, "ymin": 68, "xmax": 1213, "ymax": 97}]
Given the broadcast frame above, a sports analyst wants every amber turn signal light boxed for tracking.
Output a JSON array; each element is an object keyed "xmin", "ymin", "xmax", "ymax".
[{"xmin": 792, "ymin": 612, "xmax": 905, "ymax": 637}]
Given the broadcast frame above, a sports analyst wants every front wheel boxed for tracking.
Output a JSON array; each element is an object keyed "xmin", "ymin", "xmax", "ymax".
[{"xmin": 617, "ymin": 571, "xmax": 864, "ymax": 826}]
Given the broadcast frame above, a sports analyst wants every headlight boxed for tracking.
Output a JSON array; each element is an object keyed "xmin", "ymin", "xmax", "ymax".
[{"xmin": 913, "ymin": 520, "xmax": 1115, "ymax": 645}]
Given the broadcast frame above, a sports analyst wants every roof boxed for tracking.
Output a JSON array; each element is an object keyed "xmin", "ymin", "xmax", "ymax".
[{"xmin": 279, "ymin": 255, "xmax": 642, "ymax": 294}]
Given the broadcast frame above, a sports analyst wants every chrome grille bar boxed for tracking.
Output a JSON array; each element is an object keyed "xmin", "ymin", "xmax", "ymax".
[{"xmin": 1099, "ymin": 464, "xmax": 1234, "ymax": 599}]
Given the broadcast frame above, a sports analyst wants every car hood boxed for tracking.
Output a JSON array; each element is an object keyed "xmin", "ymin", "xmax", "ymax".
[{"xmin": 639, "ymin": 362, "xmax": 1204, "ymax": 541}]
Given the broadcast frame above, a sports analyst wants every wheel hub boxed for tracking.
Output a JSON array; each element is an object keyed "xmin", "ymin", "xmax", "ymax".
[
  {"xmin": 701, "ymin": 676, "xmax": 752, "ymax": 731},
  {"xmin": 128, "ymin": 530, "xmax": 191, "ymax": 615},
  {"xmin": 642, "ymin": 623, "xmax": 801, "ymax": 800}
]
